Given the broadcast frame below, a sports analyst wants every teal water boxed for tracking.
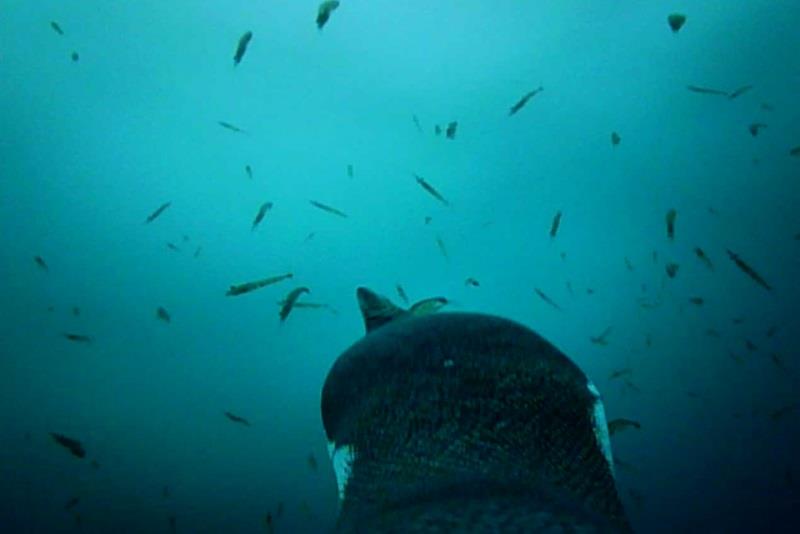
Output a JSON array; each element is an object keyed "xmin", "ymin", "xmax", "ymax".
[{"xmin": 1, "ymin": 1, "xmax": 799, "ymax": 532}]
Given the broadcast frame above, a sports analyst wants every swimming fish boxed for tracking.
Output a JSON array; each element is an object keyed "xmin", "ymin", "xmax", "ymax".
[
  {"xmin": 233, "ymin": 31, "xmax": 253, "ymax": 66},
  {"xmin": 726, "ymin": 249, "xmax": 772, "ymax": 291},
  {"xmin": 434, "ymin": 124, "xmax": 442, "ymax": 136},
  {"xmin": 687, "ymin": 85, "xmax": 728, "ymax": 96},
  {"xmin": 309, "ymin": 200, "xmax": 348, "ymax": 218},
  {"xmin": 217, "ymin": 121, "xmax": 247, "ymax": 134},
  {"xmin": 609, "ymin": 368, "xmax": 633, "ymax": 381},
  {"xmin": 224, "ymin": 411, "xmax": 251, "ymax": 426},
  {"xmin": 412, "ymin": 114, "xmax": 423, "ymax": 132},
  {"xmin": 64, "ymin": 497, "xmax": 80, "ymax": 510},
  {"xmin": 770, "ymin": 403, "xmax": 799, "ymax": 421},
  {"xmin": 435, "ymin": 236, "xmax": 448, "ymax": 261},
  {"xmin": 347, "ymin": 164, "xmax": 354, "ymax": 178},
  {"xmin": 789, "ymin": 146, "xmax": 800, "ymax": 157},
  {"xmin": 667, "ymin": 13, "xmax": 686, "ymax": 33},
  {"xmin": 688, "ymin": 297, "xmax": 704, "ymax": 306},
  {"xmin": 316, "ymin": 1, "xmax": 340, "ymax": 30},
  {"xmin": 770, "ymin": 353, "xmax": 789, "ymax": 372},
  {"xmin": 464, "ymin": 277, "xmax": 480, "ymax": 287},
  {"xmin": 50, "ymin": 21, "xmax": 64, "ymax": 35},
  {"xmin": 145, "ymin": 201, "xmax": 171, "ymax": 223},
  {"xmin": 665, "ymin": 209, "xmax": 676, "ymax": 240},
  {"xmin": 321, "ymin": 287, "xmax": 631, "ymax": 531},
  {"xmin": 307, "ymin": 453, "xmax": 318, "ymax": 472},
  {"xmin": 591, "ymin": 327, "xmax": 613, "ymax": 346},
  {"xmin": 508, "ymin": 87, "xmax": 544, "ymax": 116},
  {"xmin": 534, "ymin": 288, "xmax": 561, "ymax": 310},
  {"xmin": 607, "ymin": 419, "xmax": 641, "ymax": 436},
  {"xmin": 705, "ymin": 329, "xmax": 721, "ymax": 338},
  {"xmin": 624, "ymin": 257, "xmax": 634, "ymax": 271},
  {"xmin": 611, "ymin": 132, "xmax": 621, "ymax": 146},
  {"xmin": 445, "ymin": 121, "xmax": 457, "ymax": 140},
  {"xmin": 694, "ymin": 248, "xmax": 714, "ymax": 270},
  {"xmin": 70, "ymin": 51, "xmax": 79, "ymax": 62},
  {"xmin": 265, "ymin": 512, "xmax": 274, "ymax": 533},
  {"xmin": 193, "ymin": 246, "xmax": 202, "ymax": 258},
  {"xmin": 279, "ymin": 287, "xmax": 311, "ymax": 322},
  {"xmin": 226, "ymin": 273, "xmax": 294, "ymax": 296},
  {"xmin": 748, "ymin": 123, "xmax": 767, "ymax": 137},
  {"xmin": 166, "ymin": 243, "xmax": 180, "ymax": 252},
  {"xmin": 72, "ymin": 307, "xmax": 80, "ymax": 317},
  {"xmin": 34, "ymin": 256, "xmax": 48, "ymax": 271},
  {"xmin": 395, "ymin": 284, "xmax": 409, "ymax": 305},
  {"xmin": 245, "ymin": 165, "xmax": 253, "ymax": 179},
  {"xmin": 156, "ymin": 306, "xmax": 171, "ymax": 323},
  {"xmin": 408, "ymin": 296, "xmax": 450, "ymax": 316},
  {"xmin": 50, "ymin": 433, "xmax": 86, "ymax": 458},
  {"xmin": 745, "ymin": 339, "xmax": 758, "ymax": 352},
  {"xmin": 413, "ymin": 174, "xmax": 449, "ymax": 206},
  {"xmin": 276, "ymin": 300, "xmax": 338, "ymax": 315},
  {"xmin": 549, "ymin": 211, "xmax": 562, "ymax": 238},
  {"xmin": 665, "ymin": 262, "xmax": 679, "ymax": 278},
  {"xmin": 252, "ymin": 202, "xmax": 274, "ymax": 231},
  {"xmin": 63, "ymin": 333, "xmax": 92, "ymax": 344},
  {"xmin": 729, "ymin": 85, "xmax": 754, "ymax": 99}
]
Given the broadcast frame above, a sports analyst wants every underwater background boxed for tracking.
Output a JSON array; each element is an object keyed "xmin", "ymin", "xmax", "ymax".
[{"xmin": 1, "ymin": 1, "xmax": 799, "ymax": 532}]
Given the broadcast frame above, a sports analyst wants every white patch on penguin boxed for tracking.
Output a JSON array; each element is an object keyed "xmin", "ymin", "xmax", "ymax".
[
  {"xmin": 587, "ymin": 380, "xmax": 616, "ymax": 478},
  {"xmin": 327, "ymin": 441, "xmax": 355, "ymax": 503}
]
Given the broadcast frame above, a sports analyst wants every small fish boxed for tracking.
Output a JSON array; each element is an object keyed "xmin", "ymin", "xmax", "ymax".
[
  {"xmin": 549, "ymin": 211, "xmax": 562, "ymax": 238},
  {"xmin": 611, "ymin": 132, "xmax": 621, "ymax": 146},
  {"xmin": 623, "ymin": 379, "xmax": 641, "ymax": 393},
  {"xmin": 224, "ymin": 411, "xmax": 251, "ymax": 426},
  {"xmin": 347, "ymin": 164, "xmax": 354, "ymax": 178},
  {"xmin": 761, "ymin": 102, "xmax": 774, "ymax": 111},
  {"xmin": 166, "ymin": 243, "xmax": 180, "ymax": 252},
  {"xmin": 193, "ymin": 246, "xmax": 202, "ymax": 258},
  {"xmin": 694, "ymin": 248, "xmax": 714, "ymax": 270},
  {"xmin": 424, "ymin": 216, "xmax": 432, "ymax": 225},
  {"xmin": 728, "ymin": 85, "xmax": 754, "ymax": 99},
  {"xmin": 64, "ymin": 497, "xmax": 80, "ymax": 510},
  {"xmin": 688, "ymin": 297, "xmax": 704, "ymax": 306},
  {"xmin": 609, "ymin": 368, "xmax": 632, "ymax": 380},
  {"xmin": 277, "ymin": 300, "xmax": 338, "ymax": 315},
  {"xmin": 607, "ymin": 418, "xmax": 641, "ymax": 436},
  {"xmin": 770, "ymin": 353, "xmax": 789, "ymax": 372},
  {"xmin": 465, "ymin": 277, "xmax": 480, "ymax": 287},
  {"xmin": 770, "ymin": 403, "xmax": 799, "ymax": 421},
  {"xmin": 412, "ymin": 115, "xmax": 423, "ymax": 132},
  {"xmin": 652, "ymin": 250, "xmax": 659, "ymax": 263},
  {"xmin": 169, "ymin": 515, "xmax": 176, "ymax": 533},
  {"xmin": 566, "ymin": 281, "xmax": 574, "ymax": 295},
  {"xmin": 435, "ymin": 236, "xmax": 449, "ymax": 261},
  {"xmin": 586, "ymin": 288, "xmax": 595, "ymax": 295},
  {"xmin": 217, "ymin": 121, "xmax": 247, "ymax": 134},
  {"xmin": 50, "ymin": 433, "xmax": 86, "ymax": 458},
  {"xmin": 665, "ymin": 209, "xmax": 677, "ymax": 240},
  {"xmin": 687, "ymin": 85, "xmax": 729, "ymax": 96},
  {"xmin": 445, "ymin": 121, "xmax": 457, "ymax": 140},
  {"xmin": 226, "ymin": 273, "xmax": 294, "ymax": 296},
  {"xmin": 71, "ymin": 307, "xmax": 80, "ymax": 317},
  {"xmin": 732, "ymin": 317, "xmax": 745, "ymax": 325},
  {"xmin": 790, "ymin": 146, "xmax": 800, "ymax": 157},
  {"xmin": 766, "ymin": 326, "xmax": 779, "ymax": 338},
  {"xmin": 63, "ymin": 333, "xmax": 92, "ymax": 344},
  {"xmin": 304, "ymin": 232, "xmax": 316, "ymax": 242},
  {"xmin": 34, "ymin": 256, "xmax": 48, "ymax": 271},
  {"xmin": 251, "ymin": 202, "xmax": 274, "ymax": 231},
  {"xmin": 307, "ymin": 453, "xmax": 318, "ymax": 472},
  {"xmin": 50, "ymin": 21, "xmax": 64, "ymax": 35},
  {"xmin": 745, "ymin": 339, "xmax": 758, "ymax": 352},
  {"xmin": 182, "ymin": 234, "xmax": 190, "ymax": 242},
  {"xmin": 508, "ymin": 87, "xmax": 544, "ymax": 116},
  {"xmin": 590, "ymin": 327, "xmax": 612, "ymax": 346},
  {"xmin": 156, "ymin": 306, "xmax": 171, "ymax": 323},
  {"xmin": 145, "ymin": 202, "xmax": 171, "ymax": 224},
  {"xmin": 705, "ymin": 328, "xmax": 721, "ymax": 338},
  {"xmin": 728, "ymin": 352, "xmax": 744, "ymax": 363},
  {"xmin": 233, "ymin": 31, "xmax": 253, "ymax": 66},
  {"xmin": 748, "ymin": 123, "xmax": 767, "ymax": 137},
  {"xmin": 265, "ymin": 512, "xmax": 274, "ymax": 533},
  {"xmin": 667, "ymin": 13, "xmax": 686, "ymax": 33},
  {"xmin": 665, "ymin": 262, "xmax": 679, "ymax": 278},
  {"xmin": 623, "ymin": 257, "xmax": 634, "ymax": 271},
  {"xmin": 279, "ymin": 287, "xmax": 311, "ymax": 322},
  {"xmin": 395, "ymin": 285, "xmax": 409, "ymax": 304},
  {"xmin": 434, "ymin": 124, "xmax": 442, "ymax": 136},
  {"xmin": 90, "ymin": 459, "xmax": 100, "ymax": 469},
  {"xmin": 309, "ymin": 200, "xmax": 348, "ymax": 218},
  {"xmin": 413, "ymin": 174, "xmax": 449, "ymax": 206},
  {"xmin": 276, "ymin": 502, "xmax": 284, "ymax": 518},
  {"xmin": 71, "ymin": 51, "xmax": 79, "ymax": 62},
  {"xmin": 316, "ymin": 1, "xmax": 340, "ymax": 30},
  {"xmin": 245, "ymin": 165, "xmax": 253, "ymax": 179},
  {"xmin": 409, "ymin": 297, "xmax": 449, "ymax": 316},
  {"xmin": 534, "ymin": 288, "xmax": 561, "ymax": 310},
  {"xmin": 726, "ymin": 249, "xmax": 772, "ymax": 291}
]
